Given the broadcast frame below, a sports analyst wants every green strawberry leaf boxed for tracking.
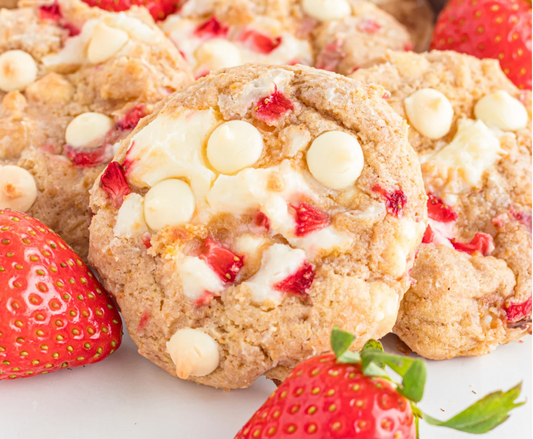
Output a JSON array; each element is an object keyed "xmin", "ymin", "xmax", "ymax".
[
  {"xmin": 422, "ymin": 383, "xmax": 525, "ymax": 434},
  {"xmin": 397, "ymin": 359, "xmax": 426, "ymax": 402},
  {"xmin": 330, "ymin": 327, "xmax": 355, "ymax": 360},
  {"xmin": 362, "ymin": 361, "xmax": 390, "ymax": 378},
  {"xmin": 361, "ymin": 349, "xmax": 415, "ymax": 376},
  {"xmin": 337, "ymin": 350, "xmax": 361, "ymax": 364}
]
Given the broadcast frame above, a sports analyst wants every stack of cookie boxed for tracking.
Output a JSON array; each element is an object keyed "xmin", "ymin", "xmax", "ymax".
[{"xmin": 0, "ymin": 0, "xmax": 530, "ymax": 389}]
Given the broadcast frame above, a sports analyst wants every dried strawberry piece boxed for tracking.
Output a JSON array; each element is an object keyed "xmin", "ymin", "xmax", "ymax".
[
  {"xmin": 504, "ymin": 297, "xmax": 532, "ymax": 322},
  {"xmin": 510, "ymin": 209, "xmax": 532, "ymax": 230},
  {"xmin": 195, "ymin": 291, "xmax": 215, "ymax": 307},
  {"xmin": 64, "ymin": 143, "xmax": 111, "ymax": 167},
  {"xmin": 358, "ymin": 18, "xmax": 382, "ymax": 33},
  {"xmin": 254, "ymin": 86, "xmax": 294, "ymax": 125},
  {"xmin": 254, "ymin": 211, "xmax": 270, "ymax": 231},
  {"xmin": 194, "ymin": 16, "xmax": 229, "ymax": 39},
  {"xmin": 422, "ymin": 225, "xmax": 434, "ymax": 244},
  {"xmin": 38, "ymin": 2, "xmax": 80, "ymax": 36},
  {"xmin": 315, "ymin": 40, "xmax": 345, "ymax": 72},
  {"xmin": 142, "ymin": 232, "xmax": 152, "ymax": 249},
  {"xmin": 373, "ymin": 185, "xmax": 407, "ymax": 218},
  {"xmin": 239, "ymin": 29, "xmax": 282, "ymax": 54},
  {"xmin": 274, "ymin": 262, "xmax": 315, "ymax": 297},
  {"xmin": 39, "ymin": 2, "xmax": 62, "ymax": 21},
  {"xmin": 100, "ymin": 161, "xmax": 131, "ymax": 209},
  {"xmin": 291, "ymin": 203, "xmax": 330, "ymax": 237},
  {"xmin": 427, "ymin": 193, "xmax": 458, "ymax": 223},
  {"xmin": 404, "ymin": 42, "xmax": 414, "ymax": 51},
  {"xmin": 136, "ymin": 309, "xmax": 151, "ymax": 334},
  {"xmin": 451, "ymin": 233, "xmax": 494, "ymax": 256},
  {"xmin": 199, "ymin": 238, "xmax": 244, "ymax": 283},
  {"xmin": 115, "ymin": 104, "xmax": 146, "ymax": 131}
]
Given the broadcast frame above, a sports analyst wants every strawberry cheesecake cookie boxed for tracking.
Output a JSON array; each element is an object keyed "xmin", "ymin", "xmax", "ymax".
[
  {"xmin": 88, "ymin": 64, "xmax": 427, "ymax": 388},
  {"xmin": 0, "ymin": 0, "xmax": 18, "ymax": 9},
  {"xmin": 159, "ymin": 0, "xmax": 412, "ymax": 77},
  {"xmin": 351, "ymin": 51, "xmax": 532, "ymax": 359},
  {"xmin": 161, "ymin": 0, "xmax": 313, "ymax": 79},
  {"xmin": 366, "ymin": 0, "xmax": 435, "ymax": 51},
  {"xmin": 0, "ymin": 0, "xmax": 192, "ymax": 259}
]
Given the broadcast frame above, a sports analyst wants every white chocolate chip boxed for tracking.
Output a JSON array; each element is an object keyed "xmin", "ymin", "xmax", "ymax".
[
  {"xmin": 302, "ymin": 0, "xmax": 351, "ymax": 21},
  {"xmin": 0, "ymin": 50, "xmax": 38, "ymax": 92},
  {"xmin": 0, "ymin": 165, "xmax": 37, "ymax": 212},
  {"xmin": 195, "ymin": 39, "xmax": 242, "ymax": 72},
  {"xmin": 306, "ymin": 131, "xmax": 364, "ymax": 190},
  {"xmin": 144, "ymin": 179, "xmax": 195, "ymax": 231},
  {"xmin": 166, "ymin": 328, "xmax": 219, "ymax": 379},
  {"xmin": 404, "ymin": 88, "xmax": 454, "ymax": 139},
  {"xmin": 87, "ymin": 23, "xmax": 129, "ymax": 64},
  {"xmin": 65, "ymin": 112, "xmax": 113, "ymax": 148},
  {"xmin": 207, "ymin": 120, "xmax": 264, "ymax": 174},
  {"xmin": 474, "ymin": 90, "xmax": 528, "ymax": 131}
]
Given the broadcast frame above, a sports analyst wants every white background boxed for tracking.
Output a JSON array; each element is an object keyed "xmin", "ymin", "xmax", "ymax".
[{"xmin": 0, "ymin": 328, "xmax": 530, "ymax": 439}]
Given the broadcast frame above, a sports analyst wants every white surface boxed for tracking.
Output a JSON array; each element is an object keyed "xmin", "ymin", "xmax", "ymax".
[{"xmin": 0, "ymin": 327, "xmax": 530, "ymax": 439}]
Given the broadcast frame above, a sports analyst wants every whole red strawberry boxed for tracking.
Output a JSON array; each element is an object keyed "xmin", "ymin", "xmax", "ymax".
[
  {"xmin": 235, "ymin": 329, "xmax": 524, "ymax": 438},
  {"xmin": 82, "ymin": 0, "xmax": 180, "ymax": 21},
  {"xmin": 0, "ymin": 210, "xmax": 122, "ymax": 380},
  {"xmin": 431, "ymin": 0, "xmax": 532, "ymax": 89},
  {"xmin": 236, "ymin": 355, "xmax": 414, "ymax": 439}
]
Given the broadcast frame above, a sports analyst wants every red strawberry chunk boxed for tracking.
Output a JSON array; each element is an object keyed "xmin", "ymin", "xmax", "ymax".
[
  {"xmin": 373, "ymin": 185, "xmax": 407, "ymax": 217},
  {"xmin": 274, "ymin": 261, "xmax": 314, "ymax": 296},
  {"xmin": 504, "ymin": 297, "xmax": 532, "ymax": 322},
  {"xmin": 64, "ymin": 143, "xmax": 112, "ymax": 167},
  {"xmin": 0, "ymin": 210, "xmax": 122, "ymax": 380},
  {"xmin": 315, "ymin": 39, "xmax": 345, "ymax": 71},
  {"xmin": 100, "ymin": 161, "xmax": 131, "ymax": 209},
  {"xmin": 254, "ymin": 86, "xmax": 294, "ymax": 125},
  {"xmin": 136, "ymin": 309, "xmax": 151, "ymax": 334},
  {"xmin": 253, "ymin": 211, "xmax": 270, "ymax": 231},
  {"xmin": 510, "ymin": 209, "xmax": 532, "ymax": 230},
  {"xmin": 115, "ymin": 104, "xmax": 146, "ymax": 131},
  {"xmin": 422, "ymin": 225, "xmax": 434, "ymax": 244},
  {"xmin": 451, "ymin": 233, "xmax": 494, "ymax": 256},
  {"xmin": 239, "ymin": 29, "xmax": 282, "ymax": 54},
  {"xmin": 195, "ymin": 291, "xmax": 215, "ymax": 307},
  {"xmin": 38, "ymin": 2, "xmax": 80, "ymax": 36},
  {"xmin": 358, "ymin": 18, "xmax": 382, "ymax": 33},
  {"xmin": 82, "ymin": 0, "xmax": 179, "ymax": 21},
  {"xmin": 194, "ymin": 16, "xmax": 229, "ymax": 39},
  {"xmin": 427, "ymin": 194, "xmax": 458, "ymax": 223},
  {"xmin": 291, "ymin": 202, "xmax": 330, "ymax": 237},
  {"xmin": 199, "ymin": 238, "xmax": 244, "ymax": 283}
]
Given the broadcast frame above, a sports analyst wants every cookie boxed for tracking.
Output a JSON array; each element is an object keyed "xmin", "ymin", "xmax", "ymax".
[
  {"xmin": 366, "ymin": 0, "xmax": 435, "ymax": 52},
  {"xmin": 160, "ymin": 0, "xmax": 412, "ymax": 77},
  {"xmin": 0, "ymin": 0, "xmax": 192, "ymax": 259},
  {"xmin": 88, "ymin": 64, "xmax": 427, "ymax": 389},
  {"xmin": 351, "ymin": 50, "xmax": 532, "ymax": 359},
  {"xmin": 0, "ymin": 0, "xmax": 18, "ymax": 8}
]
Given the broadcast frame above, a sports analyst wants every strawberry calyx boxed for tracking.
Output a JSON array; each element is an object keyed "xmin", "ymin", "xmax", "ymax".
[{"xmin": 329, "ymin": 327, "xmax": 524, "ymax": 436}]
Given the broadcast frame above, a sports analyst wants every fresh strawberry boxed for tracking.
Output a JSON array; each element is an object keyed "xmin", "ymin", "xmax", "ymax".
[
  {"xmin": 451, "ymin": 232, "xmax": 494, "ymax": 256},
  {"xmin": 510, "ymin": 209, "xmax": 532, "ymax": 230},
  {"xmin": 238, "ymin": 29, "xmax": 282, "ymax": 54},
  {"xmin": 114, "ymin": 104, "xmax": 146, "ymax": 131},
  {"xmin": 427, "ymin": 193, "xmax": 458, "ymax": 222},
  {"xmin": 0, "ymin": 210, "xmax": 122, "ymax": 380},
  {"xmin": 82, "ymin": 0, "xmax": 180, "ymax": 21},
  {"xmin": 274, "ymin": 262, "xmax": 315, "ymax": 297},
  {"xmin": 254, "ymin": 87, "xmax": 294, "ymax": 125},
  {"xmin": 199, "ymin": 238, "xmax": 244, "ymax": 283},
  {"xmin": 373, "ymin": 185, "xmax": 407, "ymax": 217},
  {"xmin": 504, "ymin": 296, "xmax": 532, "ymax": 322},
  {"xmin": 100, "ymin": 161, "xmax": 131, "ymax": 209},
  {"xmin": 235, "ymin": 328, "xmax": 524, "ymax": 439},
  {"xmin": 253, "ymin": 211, "xmax": 270, "ymax": 231},
  {"xmin": 431, "ymin": 0, "xmax": 532, "ymax": 89},
  {"xmin": 194, "ymin": 16, "xmax": 229, "ymax": 39},
  {"xmin": 290, "ymin": 203, "xmax": 330, "ymax": 237},
  {"xmin": 422, "ymin": 225, "xmax": 435, "ymax": 243}
]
